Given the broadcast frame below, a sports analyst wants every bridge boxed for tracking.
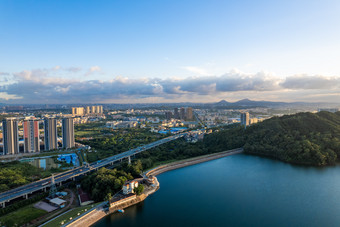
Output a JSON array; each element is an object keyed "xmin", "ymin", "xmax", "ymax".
[{"xmin": 0, "ymin": 132, "xmax": 187, "ymax": 208}]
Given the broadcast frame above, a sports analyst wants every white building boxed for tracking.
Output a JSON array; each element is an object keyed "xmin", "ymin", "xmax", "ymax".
[
  {"xmin": 123, "ymin": 180, "xmax": 139, "ymax": 195},
  {"xmin": 106, "ymin": 121, "xmax": 138, "ymax": 129}
]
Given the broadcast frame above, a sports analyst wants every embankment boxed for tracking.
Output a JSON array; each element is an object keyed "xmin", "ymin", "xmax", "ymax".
[
  {"xmin": 146, "ymin": 148, "xmax": 243, "ymax": 177},
  {"xmin": 66, "ymin": 179, "xmax": 160, "ymax": 227}
]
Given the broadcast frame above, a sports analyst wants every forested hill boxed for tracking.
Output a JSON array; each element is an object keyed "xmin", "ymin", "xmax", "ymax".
[{"xmin": 204, "ymin": 111, "xmax": 340, "ymax": 166}]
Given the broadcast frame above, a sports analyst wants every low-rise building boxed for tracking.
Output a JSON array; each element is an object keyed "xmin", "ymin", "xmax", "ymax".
[
  {"xmin": 123, "ymin": 180, "xmax": 139, "ymax": 195},
  {"xmin": 106, "ymin": 121, "xmax": 138, "ymax": 129},
  {"xmin": 49, "ymin": 197, "xmax": 67, "ymax": 208}
]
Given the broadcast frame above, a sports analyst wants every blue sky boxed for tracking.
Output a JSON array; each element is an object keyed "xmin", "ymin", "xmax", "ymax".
[{"xmin": 1, "ymin": 0, "xmax": 340, "ymax": 104}]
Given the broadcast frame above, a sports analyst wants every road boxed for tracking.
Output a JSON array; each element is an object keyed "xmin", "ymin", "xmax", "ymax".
[{"xmin": 0, "ymin": 132, "xmax": 187, "ymax": 207}]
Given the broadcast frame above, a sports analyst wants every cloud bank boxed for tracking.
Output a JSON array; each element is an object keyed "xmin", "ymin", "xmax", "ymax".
[{"xmin": 1, "ymin": 67, "xmax": 340, "ymax": 103}]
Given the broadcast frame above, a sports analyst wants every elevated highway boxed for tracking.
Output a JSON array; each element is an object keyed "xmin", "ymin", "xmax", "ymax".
[{"xmin": 0, "ymin": 132, "xmax": 187, "ymax": 207}]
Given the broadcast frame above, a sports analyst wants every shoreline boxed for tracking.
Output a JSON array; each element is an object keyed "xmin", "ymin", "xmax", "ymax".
[
  {"xmin": 145, "ymin": 148, "xmax": 243, "ymax": 177},
  {"xmin": 64, "ymin": 148, "xmax": 243, "ymax": 227}
]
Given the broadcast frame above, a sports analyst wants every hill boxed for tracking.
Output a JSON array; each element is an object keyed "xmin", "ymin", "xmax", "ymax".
[{"xmin": 204, "ymin": 111, "xmax": 340, "ymax": 166}]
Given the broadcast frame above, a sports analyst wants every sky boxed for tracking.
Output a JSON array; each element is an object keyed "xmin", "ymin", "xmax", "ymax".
[{"xmin": 1, "ymin": 0, "xmax": 340, "ymax": 104}]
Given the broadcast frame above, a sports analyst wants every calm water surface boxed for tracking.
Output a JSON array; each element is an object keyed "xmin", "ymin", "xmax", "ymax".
[{"xmin": 94, "ymin": 154, "xmax": 340, "ymax": 227}]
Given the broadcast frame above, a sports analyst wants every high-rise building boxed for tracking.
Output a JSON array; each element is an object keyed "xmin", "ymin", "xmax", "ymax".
[
  {"xmin": 62, "ymin": 117, "xmax": 75, "ymax": 149},
  {"xmin": 180, "ymin": 107, "xmax": 186, "ymax": 120},
  {"xmin": 165, "ymin": 111, "xmax": 173, "ymax": 120},
  {"xmin": 72, "ymin": 107, "xmax": 85, "ymax": 116},
  {"xmin": 174, "ymin": 108, "xmax": 179, "ymax": 119},
  {"xmin": 84, "ymin": 105, "xmax": 103, "ymax": 115},
  {"xmin": 44, "ymin": 118, "xmax": 58, "ymax": 151},
  {"xmin": 95, "ymin": 106, "xmax": 100, "ymax": 114},
  {"xmin": 241, "ymin": 112, "xmax": 250, "ymax": 127},
  {"xmin": 91, "ymin": 106, "xmax": 96, "ymax": 114},
  {"xmin": 2, "ymin": 118, "xmax": 19, "ymax": 155},
  {"xmin": 186, "ymin": 107, "xmax": 193, "ymax": 120},
  {"xmin": 23, "ymin": 118, "xmax": 40, "ymax": 153},
  {"xmin": 86, "ymin": 106, "xmax": 91, "ymax": 114}
]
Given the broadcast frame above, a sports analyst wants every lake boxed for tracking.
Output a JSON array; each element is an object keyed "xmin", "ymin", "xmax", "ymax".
[{"xmin": 93, "ymin": 153, "xmax": 340, "ymax": 227}]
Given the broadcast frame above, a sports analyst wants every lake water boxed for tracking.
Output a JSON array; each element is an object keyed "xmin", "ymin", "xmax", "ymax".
[{"xmin": 93, "ymin": 153, "xmax": 340, "ymax": 227}]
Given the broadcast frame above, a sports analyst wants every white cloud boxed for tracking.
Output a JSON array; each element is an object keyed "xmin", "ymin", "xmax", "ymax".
[
  {"xmin": 53, "ymin": 65, "xmax": 61, "ymax": 70},
  {"xmin": 281, "ymin": 74, "xmax": 340, "ymax": 89},
  {"xmin": 0, "ymin": 92, "xmax": 22, "ymax": 101},
  {"xmin": 1, "ymin": 67, "xmax": 340, "ymax": 103},
  {"xmin": 182, "ymin": 66, "xmax": 211, "ymax": 76},
  {"xmin": 90, "ymin": 66, "xmax": 101, "ymax": 72}
]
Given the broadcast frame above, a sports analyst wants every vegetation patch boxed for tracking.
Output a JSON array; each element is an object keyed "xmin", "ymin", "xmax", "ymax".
[
  {"xmin": 81, "ymin": 160, "xmax": 143, "ymax": 201},
  {"xmin": 75, "ymin": 125, "xmax": 165, "ymax": 163},
  {"xmin": 0, "ymin": 204, "xmax": 47, "ymax": 227}
]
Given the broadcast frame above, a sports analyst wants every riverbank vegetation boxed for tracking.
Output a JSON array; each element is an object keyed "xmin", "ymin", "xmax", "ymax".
[
  {"xmin": 206, "ymin": 111, "xmax": 340, "ymax": 166},
  {"xmin": 243, "ymin": 111, "xmax": 340, "ymax": 166}
]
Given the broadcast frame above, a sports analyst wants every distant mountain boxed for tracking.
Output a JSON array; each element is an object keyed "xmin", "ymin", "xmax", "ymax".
[
  {"xmin": 215, "ymin": 100, "xmax": 230, "ymax": 105},
  {"xmin": 212, "ymin": 98, "xmax": 288, "ymax": 108},
  {"xmin": 233, "ymin": 99, "xmax": 287, "ymax": 107}
]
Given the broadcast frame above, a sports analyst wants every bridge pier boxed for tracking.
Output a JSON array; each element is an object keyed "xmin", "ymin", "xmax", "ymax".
[
  {"xmin": 128, "ymin": 156, "xmax": 131, "ymax": 165},
  {"xmin": 44, "ymin": 187, "xmax": 46, "ymax": 192},
  {"xmin": 1, "ymin": 202, "xmax": 5, "ymax": 208},
  {"xmin": 23, "ymin": 194, "xmax": 28, "ymax": 199}
]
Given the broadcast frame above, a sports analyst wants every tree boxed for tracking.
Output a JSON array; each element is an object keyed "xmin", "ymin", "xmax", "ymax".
[
  {"xmin": 134, "ymin": 184, "xmax": 144, "ymax": 195},
  {"xmin": 105, "ymin": 192, "xmax": 112, "ymax": 203}
]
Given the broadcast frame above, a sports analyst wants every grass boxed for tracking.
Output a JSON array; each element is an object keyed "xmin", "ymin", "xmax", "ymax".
[
  {"xmin": 44, "ymin": 202, "xmax": 102, "ymax": 227},
  {"xmin": 74, "ymin": 123, "xmax": 106, "ymax": 138},
  {"xmin": 0, "ymin": 205, "xmax": 47, "ymax": 226}
]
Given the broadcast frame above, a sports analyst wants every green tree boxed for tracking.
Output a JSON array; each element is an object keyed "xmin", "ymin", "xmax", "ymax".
[
  {"xmin": 134, "ymin": 184, "xmax": 144, "ymax": 195},
  {"xmin": 105, "ymin": 193, "xmax": 112, "ymax": 203}
]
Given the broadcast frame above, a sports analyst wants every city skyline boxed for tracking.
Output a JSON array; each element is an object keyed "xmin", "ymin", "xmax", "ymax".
[{"xmin": 1, "ymin": 1, "xmax": 340, "ymax": 104}]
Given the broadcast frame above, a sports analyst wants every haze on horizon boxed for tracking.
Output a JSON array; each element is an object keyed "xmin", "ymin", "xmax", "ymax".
[{"xmin": 1, "ymin": 0, "xmax": 340, "ymax": 104}]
